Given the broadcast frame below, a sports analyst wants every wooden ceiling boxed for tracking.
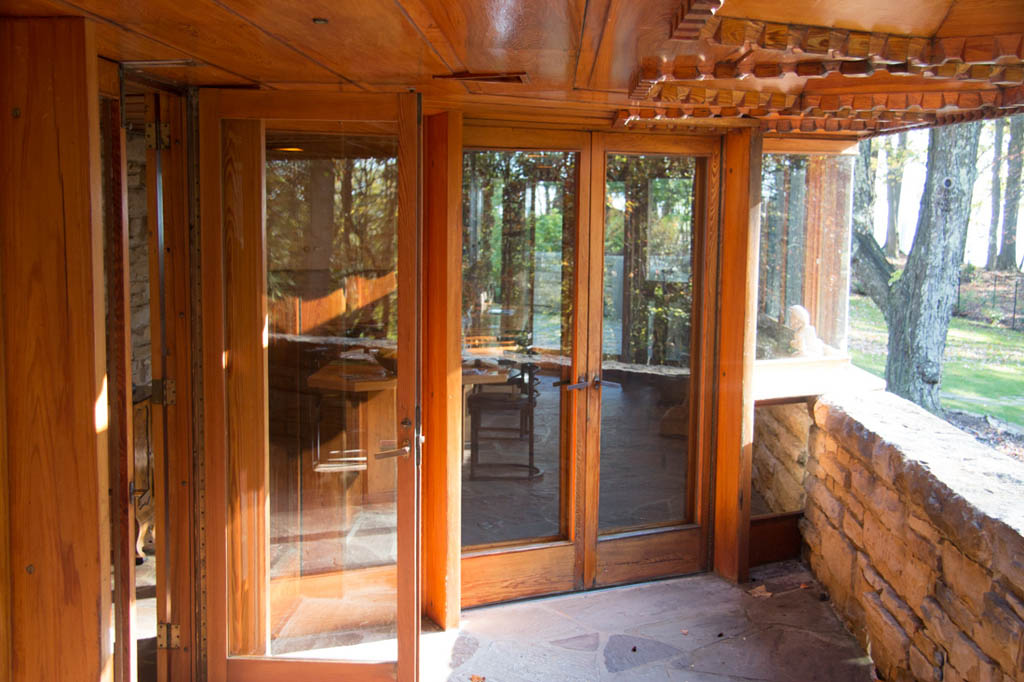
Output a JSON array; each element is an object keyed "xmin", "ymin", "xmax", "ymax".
[{"xmin": 3, "ymin": 0, "xmax": 1022, "ymax": 135}]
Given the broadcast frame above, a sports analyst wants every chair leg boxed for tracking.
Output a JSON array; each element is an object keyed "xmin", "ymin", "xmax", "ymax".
[
  {"xmin": 527, "ymin": 407, "xmax": 535, "ymax": 479},
  {"xmin": 470, "ymin": 407, "xmax": 479, "ymax": 480}
]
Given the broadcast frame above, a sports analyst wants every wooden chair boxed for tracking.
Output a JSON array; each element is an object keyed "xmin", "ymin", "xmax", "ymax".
[{"xmin": 466, "ymin": 362, "xmax": 541, "ymax": 480}]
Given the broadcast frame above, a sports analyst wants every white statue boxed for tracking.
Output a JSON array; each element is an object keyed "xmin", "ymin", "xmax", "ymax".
[{"xmin": 788, "ymin": 305, "xmax": 824, "ymax": 357}]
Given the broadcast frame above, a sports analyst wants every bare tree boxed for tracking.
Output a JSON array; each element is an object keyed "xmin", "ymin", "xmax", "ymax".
[
  {"xmin": 851, "ymin": 122, "xmax": 982, "ymax": 412},
  {"xmin": 883, "ymin": 132, "xmax": 909, "ymax": 258},
  {"xmin": 997, "ymin": 115, "xmax": 1023, "ymax": 271},
  {"xmin": 987, "ymin": 118, "xmax": 1005, "ymax": 270},
  {"xmin": 852, "ymin": 138, "xmax": 879, "ymax": 237}
]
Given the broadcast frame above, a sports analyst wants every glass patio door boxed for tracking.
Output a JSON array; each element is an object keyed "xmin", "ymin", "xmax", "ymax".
[
  {"xmin": 584, "ymin": 133, "xmax": 718, "ymax": 589},
  {"xmin": 202, "ymin": 92, "xmax": 420, "ymax": 682}
]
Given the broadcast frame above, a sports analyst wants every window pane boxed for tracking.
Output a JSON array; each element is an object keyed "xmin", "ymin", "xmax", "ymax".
[
  {"xmin": 757, "ymin": 154, "xmax": 854, "ymax": 359},
  {"xmin": 599, "ymin": 153, "xmax": 695, "ymax": 534},
  {"xmin": 265, "ymin": 130, "xmax": 399, "ymax": 658},
  {"xmin": 461, "ymin": 149, "xmax": 577, "ymax": 548}
]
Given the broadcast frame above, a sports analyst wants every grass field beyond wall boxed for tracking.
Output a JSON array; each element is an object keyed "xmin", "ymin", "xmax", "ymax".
[{"xmin": 848, "ymin": 295, "xmax": 1024, "ymax": 429}]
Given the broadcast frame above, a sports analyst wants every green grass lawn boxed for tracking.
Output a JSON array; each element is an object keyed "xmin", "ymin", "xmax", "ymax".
[{"xmin": 848, "ymin": 295, "xmax": 1024, "ymax": 428}]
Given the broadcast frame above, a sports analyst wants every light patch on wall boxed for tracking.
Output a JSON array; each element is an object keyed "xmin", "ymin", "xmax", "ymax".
[
  {"xmin": 263, "ymin": 316, "xmax": 269, "ymax": 349},
  {"xmin": 222, "ymin": 350, "xmax": 230, "ymax": 369},
  {"xmin": 95, "ymin": 375, "xmax": 109, "ymax": 434}
]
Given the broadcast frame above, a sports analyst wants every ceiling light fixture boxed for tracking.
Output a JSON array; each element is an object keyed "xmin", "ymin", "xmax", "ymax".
[
  {"xmin": 274, "ymin": 147, "xmax": 304, "ymax": 152},
  {"xmin": 312, "ymin": 17, "xmax": 329, "ymax": 24}
]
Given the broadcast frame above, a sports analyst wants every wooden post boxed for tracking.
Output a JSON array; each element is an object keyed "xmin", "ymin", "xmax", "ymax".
[
  {"xmin": 713, "ymin": 127, "xmax": 762, "ymax": 583},
  {"xmin": 422, "ymin": 111, "xmax": 463, "ymax": 630},
  {"xmin": 0, "ymin": 17, "xmax": 113, "ymax": 682}
]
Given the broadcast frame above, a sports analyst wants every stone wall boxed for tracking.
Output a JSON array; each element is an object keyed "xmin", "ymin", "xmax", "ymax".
[
  {"xmin": 803, "ymin": 391, "xmax": 1024, "ymax": 682},
  {"xmin": 126, "ymin": 129, "xmax": 151, "ymax": 389},
  {"xmin": 752, "ymin": 402, "xmax": 812, "ymax": 514}
]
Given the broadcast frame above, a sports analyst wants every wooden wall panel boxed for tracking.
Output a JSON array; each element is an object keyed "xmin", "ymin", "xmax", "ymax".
[
  {"xmin": 222, "ymin": 118, "xmax": 269, "ymax": 656},
  {"xmin": 0, "ymin": 17, "xmax": 112, "ymax": 682},
  {"xmin": 422, "ymin": 111, "xmax": 463, "ymax": 630},
  {"xmin": 0, "ymin": 174, "xmax": 9, "ymax": 682},
  {"xmin": 712, "ymin": 127, "xmax": 762, "ymax": 583}
]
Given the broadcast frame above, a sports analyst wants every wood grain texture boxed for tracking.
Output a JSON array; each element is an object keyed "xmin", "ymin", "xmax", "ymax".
[
  {"xmin": 149, "ymin": 92, "xmax": 197, "ymax": 681},
  {"xmin": 712, "ymin": 127, "xmax": 761, "ymax": 583},
  {"xmin": 395, "ymin": 91, "xmax": 421, "ymax": 682},
  {"xmin": 0, "ymin": 17, "xmax": 112, "ymax": 682},
  {"xmin": 222, "ymin": 117, "xmax": 269, "ymax": 656},
  {"xmin": 595, "ymin": 527, "xmax": 703, "ymax": 586},
  {"xmin": 0, "ymin": 155, "xmax": 9, "ymax": 682},
  {"xmin": 102, "ymin": 96, "xmax": 138, "ymax": 682},
  {"xmin": 749, "ymin": 511, "xmax": 803, "ymax": 566},
  {"xmin": 461, "ymin": 543, "xmax": 577, "ymax": 607},
  {"xmin": 422, "ymin": 111, "xmax": 463, "ymax": 630},
  {"xmin": 198, "ymin": 88, "xmax": 229, "ymax": 682},
  {"xmin": 226, "ymin": 659, "xmax": 396, "ymax": 682}
]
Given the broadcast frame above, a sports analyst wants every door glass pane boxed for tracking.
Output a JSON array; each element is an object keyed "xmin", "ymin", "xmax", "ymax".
[
  {"xmin": 599, "ymin": 153, "xmax": 695, "ymax": 534},
  {"xmin": 265, "ymin": 128, "xmax": 399, "ymax": 658},
  {"xmin": 461, "ymin": 149, "xmax": 577, "ymax": 548}
]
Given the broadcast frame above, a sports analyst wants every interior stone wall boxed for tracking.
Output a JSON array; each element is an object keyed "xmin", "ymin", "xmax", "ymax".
[
  {"xmin": 126, "ymin": 129, "xmax": 151, "ymax": 390},
  {"xmin": 802, "ymin": 391, "xmax": 1024, "ymax": 682},
  {"xmin": 752, "ymin": 402, "xmax": 812, "ymax": 514}
]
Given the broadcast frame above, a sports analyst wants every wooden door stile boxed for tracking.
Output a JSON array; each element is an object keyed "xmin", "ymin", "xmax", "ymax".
[
  {"xmin": 422, "ymin": 110, "xmax": 464, "ymax": 630},
  {"xmin": 220, "ymin": 117, "xmax": 269, "ymax": 656},
  {"xmin": 102, "ymin": 94, "xmax": 138, "ymax": 682},
  {"xmin": 198, "ymin": 88, "xmax": 229, "ymax": 682}
]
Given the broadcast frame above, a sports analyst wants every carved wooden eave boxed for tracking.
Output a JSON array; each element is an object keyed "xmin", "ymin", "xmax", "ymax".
[{"xmin": 626, "ymin": 2, "xmax": 1024, "ymax": 137}]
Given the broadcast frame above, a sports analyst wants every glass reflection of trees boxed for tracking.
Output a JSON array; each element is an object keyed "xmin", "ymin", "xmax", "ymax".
[
  {"xmin": 266, "ymin": 136, "xmax": 399, "ymax": 340},
  {"xmin": 604, "ymin": 154, "xmax": 695, "ymax": 368},
  {"xmin": 462, "ymin": 150, "xmax": 577, "ymax": 355}
]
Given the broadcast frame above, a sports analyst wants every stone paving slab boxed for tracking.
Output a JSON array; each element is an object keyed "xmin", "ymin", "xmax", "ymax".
[{"xmin": 434, "ymin": 561, "xmax": 874, "ymax": 682}]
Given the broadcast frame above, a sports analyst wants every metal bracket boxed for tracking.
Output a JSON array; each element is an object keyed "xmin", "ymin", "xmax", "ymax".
[
  {"xmin": 156, "ymin": 623, "xmax": 181, "ymax": 649},
  {"xmin": 152, "ymin": 378, "xmax": 176, "ymax": 406},
  {"xmin": 146, "ymin": 121, "xmax": 171, "ymax": 150}
]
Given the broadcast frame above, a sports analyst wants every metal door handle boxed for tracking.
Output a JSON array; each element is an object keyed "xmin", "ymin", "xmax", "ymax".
[
  {"xmin": 553, "ymin": 376, "xmax": 589, "ymax": 390},
  {"xmin": 375, "ymin": 441, "xmax": 411, "ymax": 459}
]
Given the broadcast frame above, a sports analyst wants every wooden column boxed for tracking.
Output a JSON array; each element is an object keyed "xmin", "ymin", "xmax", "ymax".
[
  {"xmin": 713, "ymin": 127, "xmax": 762, "ymax": 583},
  {"xmin": 0, "ymin": 17, "xmax": 112, "ymax": 682},
  {"xmin": 422, "ymin": 111, "xmax": 463, "ymax": 630}
]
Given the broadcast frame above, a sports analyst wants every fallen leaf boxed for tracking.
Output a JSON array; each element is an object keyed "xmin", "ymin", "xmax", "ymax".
[
  {"xmin": 681, "ymin": 629, "xmax": 689, "ymax": 635},
  {"xmin": 748, "ymin": 584, "xmax": 772, "ymax": 599},
  {"xmin": 800, "ymin": 583, "xmax": 809, "ymax": 589},
  {"xmin": 470, "ymin": 676, "xmax": 486, "ymax": 682}
]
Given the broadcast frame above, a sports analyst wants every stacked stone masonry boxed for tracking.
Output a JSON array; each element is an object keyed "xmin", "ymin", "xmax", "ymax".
[
  {"xmin": 802, "ymin": 391, "xmax": 1024, "ymax": 682},
  {"xmin": 752, "ymin": 402, "xmax": 812, "ymax": 514},
  {"xmin": 126, "ymin": 129, "xmax": 152, "ymax": 389}
]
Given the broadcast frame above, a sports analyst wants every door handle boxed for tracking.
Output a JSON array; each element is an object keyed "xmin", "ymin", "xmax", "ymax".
[
  {"xmin": 593, "ymin": 375, "xmax": 619, "ymax": 388},
  {"xmin": 553, "ymin": 376, "xmax": 589, "ymax": 391},
  {"xmin": 375, "ymin": 441, "xmax": 411, "ymax": 459}
]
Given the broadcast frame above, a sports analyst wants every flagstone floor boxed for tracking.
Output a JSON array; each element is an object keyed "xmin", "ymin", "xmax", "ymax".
[{"xmin": 425, "ymin": 560, "xmax": 874, "ymax": 682}]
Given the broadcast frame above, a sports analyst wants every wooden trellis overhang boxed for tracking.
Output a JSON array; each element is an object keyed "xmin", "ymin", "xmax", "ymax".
[{"xmin": 620, "ymin": 0, "xmax": 1024, "ymax": 136}]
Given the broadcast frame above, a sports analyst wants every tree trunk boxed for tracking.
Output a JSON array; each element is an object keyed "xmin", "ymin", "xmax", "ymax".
[
  {"xmin": 997, "ymin": 116, "xmax": 1023, "ymax": 271},
  {"xmin": 883, "ymin": 132, "xmax": 908, "ymax": 259},
  {"xmin": 852, "ymin": 138, "xmax": 878, "ymax": 237},
  {"xmin": 987, "ymin": 118, "xmax": 1004, "ymax": 269},
  {"xmin": 886, "ymin": 123, "xmax": 981, "ymax": 412}
]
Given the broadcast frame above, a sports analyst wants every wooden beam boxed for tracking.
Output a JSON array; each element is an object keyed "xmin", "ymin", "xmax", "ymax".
[
  {"xmin": 713, "ymin": 127, "xmax": 762, "ymax": 583},
  {"xmin": 222, "ymin": 117, "xmax": 268, "ymax": 656},
  {"xmin": 101, "ymin": 95, "xmax": 137, "ymax": 682},
  {"xmin": 0, "ymin": 17, "xmax": 112, "ymax": 682},
  {"xmin": 0, "ymin": 170, "xmax": 9, "ymax": 682},
  {"xmin": 421, "ymin": 110, "xmax": 463, "ymax": 630},
  {"xmin": 394, "ymin": 0, "xmax": 467, "ymax": 74},
  {"xmin": 671, "ymin": 0, "xmax": 723, "ymax": 40}
]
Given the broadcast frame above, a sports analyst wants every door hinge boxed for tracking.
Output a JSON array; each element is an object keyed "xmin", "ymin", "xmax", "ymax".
[
  {"xmin": 146, "ymin": 121, "xmax": 171, "ymax": 150},
  {"xmin": 152, "ymin": 378, "xmax": 176, "ymax": 406},
  {"xmin": 156, "ymin": 623, "xmax": 181, "ymax": 649}
]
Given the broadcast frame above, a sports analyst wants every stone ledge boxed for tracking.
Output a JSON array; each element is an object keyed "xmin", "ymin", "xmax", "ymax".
[{"xmin": 802, "ymin": 390, "xmax": 1024, "ymax": 681}]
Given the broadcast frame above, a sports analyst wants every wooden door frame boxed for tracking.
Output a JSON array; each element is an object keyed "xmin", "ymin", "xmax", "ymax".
[
  {"xmin": 458, "ymin": 125, "xmax": 592, "ymax": 608},
  {"xmin": 198, "ymin": 89, "xmax": 420, "ymax": 682},
  {"xmin": 585, "ymin": 132, "xmax": 719, "ymax": 588}
]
